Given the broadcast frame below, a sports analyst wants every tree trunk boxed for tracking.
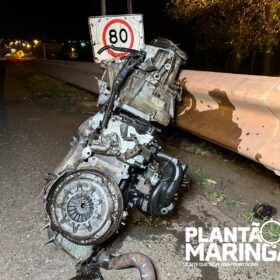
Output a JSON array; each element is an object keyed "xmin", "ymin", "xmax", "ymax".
[
  {"xmin": 263, "ymin": 47, "xmax": 273, "ymax": 76},
  {"xmin": 250, "ymin": 51, "xmax": 257, "ymax": 74},
  {"xmin": 225, "ymin": 54, "xmax": 232, "ymax": 72},
  {"xmin": 204, "ymin": 54, "xmax": 210, "ymax": 70},
  {"xmin": 232, "ymin": 52, "xmax": 242, "ymax": 73}
]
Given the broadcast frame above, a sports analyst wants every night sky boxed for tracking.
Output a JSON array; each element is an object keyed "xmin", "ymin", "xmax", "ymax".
[
  {"xmin": 0, "ymin": 0, "xmax": 197, "ymax": 66},
  {"xmin": 1, "ymin": 1, "xmax": 278, "ymax": 74},
  {"xmin": 0, "ymin": 0, "xmax": 188, "ymax": 42}
]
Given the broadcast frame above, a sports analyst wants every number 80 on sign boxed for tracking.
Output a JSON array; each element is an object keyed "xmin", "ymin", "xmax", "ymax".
[{"xmin": 89, "ymin": 14, "xmax": 145, "ymax": 61}]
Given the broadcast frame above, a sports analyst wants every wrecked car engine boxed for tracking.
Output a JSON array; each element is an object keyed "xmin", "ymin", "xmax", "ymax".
[{"xmin": 44, "ymin": 38, "xmax": 188, "ymax": 279}]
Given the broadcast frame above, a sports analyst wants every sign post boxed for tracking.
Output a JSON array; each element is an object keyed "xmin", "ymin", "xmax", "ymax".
[
  {"xmin": 88, "ymin": 14, "xmax": 144, "ymax": 62},
  {"xmin": 127, "ymin": 0, "xmax": 133, "ymax": 13},
  {"xmin": 101, "ymin": 0, "xmax": 106, "ymax": 15}
]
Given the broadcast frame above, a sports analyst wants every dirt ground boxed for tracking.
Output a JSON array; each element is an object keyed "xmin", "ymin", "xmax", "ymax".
[{"xmin": 0, "ymin": 62, "xmax": 279, "ymax": 279}]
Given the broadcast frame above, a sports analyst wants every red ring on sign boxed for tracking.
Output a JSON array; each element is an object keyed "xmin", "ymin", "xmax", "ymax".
[{"xmin": 102, "ymin": 18, "xmax": 134, "ymax": 58}]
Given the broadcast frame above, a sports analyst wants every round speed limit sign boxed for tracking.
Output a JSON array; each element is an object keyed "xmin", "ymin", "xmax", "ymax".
[{"xmin": 89, "ymin": 14, "xmax": 144, "ymax": 61}]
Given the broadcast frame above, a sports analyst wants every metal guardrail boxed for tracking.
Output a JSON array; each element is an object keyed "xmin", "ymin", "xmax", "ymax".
[
  {"xmin": 177, "ymin": 70, "xmax": 280, "ymax": 176},
  {"xmin": 28, "ymin": 59, "xmax": 280, "ymax": 175},
  {"xmin": 29, "ymin": 59, "xmax": 103, "ymax": 93}
]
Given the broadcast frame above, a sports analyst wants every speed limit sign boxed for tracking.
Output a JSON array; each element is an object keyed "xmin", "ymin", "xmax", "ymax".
[{"xmin": 89, "ymin": 14, "xmax": 145, "ymax": 61}]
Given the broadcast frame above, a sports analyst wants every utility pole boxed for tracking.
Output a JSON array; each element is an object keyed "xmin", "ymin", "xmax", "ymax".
[
  {"xmin": 101, "ymin": 0, "xmax": 107, "ymax": 15},
  {"xmin": 127, "ymin": 0, "xmax": 133, "ymax": 13}
]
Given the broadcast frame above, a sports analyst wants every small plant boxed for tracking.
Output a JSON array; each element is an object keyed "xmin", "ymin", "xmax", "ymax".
[
  {"xmin": 191, "ymin": 166, "xmax": 217, "ymax": 188},
  {"xmin": 201, "ymin": 178, "xmax": 217, "ymax": 188},
  {"xmin": 191, "ymin": 166, "xmax": 226, "ymax": 204},
  {"xmin": 240, "ymin": 211, "xmax": 255, "ymax": 225},
  {"xmin": 208, "ymin": 190, "xmax": 226, "ymax": 204},
  {"xmin": 207, "ymin": 181, "xmax": 226, "ymax": 204}
]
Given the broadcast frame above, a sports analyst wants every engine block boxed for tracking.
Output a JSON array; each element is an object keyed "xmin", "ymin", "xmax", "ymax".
[{"xmin": 43, "ymin": 38, "xmax": 188, "ymax": 279}]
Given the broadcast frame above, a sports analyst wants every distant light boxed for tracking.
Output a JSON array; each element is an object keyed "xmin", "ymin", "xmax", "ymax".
[
  {"xmin": 26, "ymin": 44, "xmax": 31, "ymax": 49},
  {"xmin": 17, "ymin": 50, "xmax": 25, "ymax": 58},
  {"xmin": 80, "ymin": 42, "xmax": 86, "ymax": 47},
  {"xmin": 9, "ymin": 42, "xmax": 14, "ymax": 45},
  {"xmin": 15, "ymin": 40, "xmax": 19, "ymax": 45},
  {"xmin": 22, "ymin": 43, "xmax": 26, "ymax": 47},
  {"xmin": 71, "ymin": 47, "xmax": 75, "ymax": 52},
  {"xmin": 33, "ymin": 39, "xmax": 39, "ymax": 46},
  {"xmin": 11, "ymin": 48, "xmax": 16, "ymax": 53}
]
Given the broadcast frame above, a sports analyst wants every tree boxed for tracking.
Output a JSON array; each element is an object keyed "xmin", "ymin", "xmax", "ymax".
[{"xmin": 166, "ymin": 0, "xmax": 280, "ymax": 73}]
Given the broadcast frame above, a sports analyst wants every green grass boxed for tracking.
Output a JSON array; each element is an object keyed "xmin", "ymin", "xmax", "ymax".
[
  {"xmin": 240, "ymin": 210, "xmax": 255, "ymax": 225},
  {"xmin": 201, "ymin": 178, "xmax": 217, "ymax": 188},
  {"xmin": 191, "ymin": 166, "xmax": 217, "ymax": 188},
  {"xmin": 208, "ymin": 190, "xmax": 226, "ymax": 204},
  {"xmin": 10, "ymin": 63, "xmax": 91, "ymax": 110},
  {"xmin": 190, "ymin": 166, "xmax": 226, "ymax": 204},
  {"xmin": 26, "ymin": 74, "xmax": 88, "ymax": 100}
]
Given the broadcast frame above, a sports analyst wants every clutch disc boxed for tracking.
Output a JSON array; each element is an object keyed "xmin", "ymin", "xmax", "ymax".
[{"xmin": 46, "ymin": 169, "xmax": 123, "ymax": 245}]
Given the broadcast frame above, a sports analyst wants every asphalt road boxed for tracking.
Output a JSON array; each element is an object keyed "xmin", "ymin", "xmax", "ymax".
[{"xmin": 0, "ymin": 63, "xmax": 279, "ymax": 280}]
